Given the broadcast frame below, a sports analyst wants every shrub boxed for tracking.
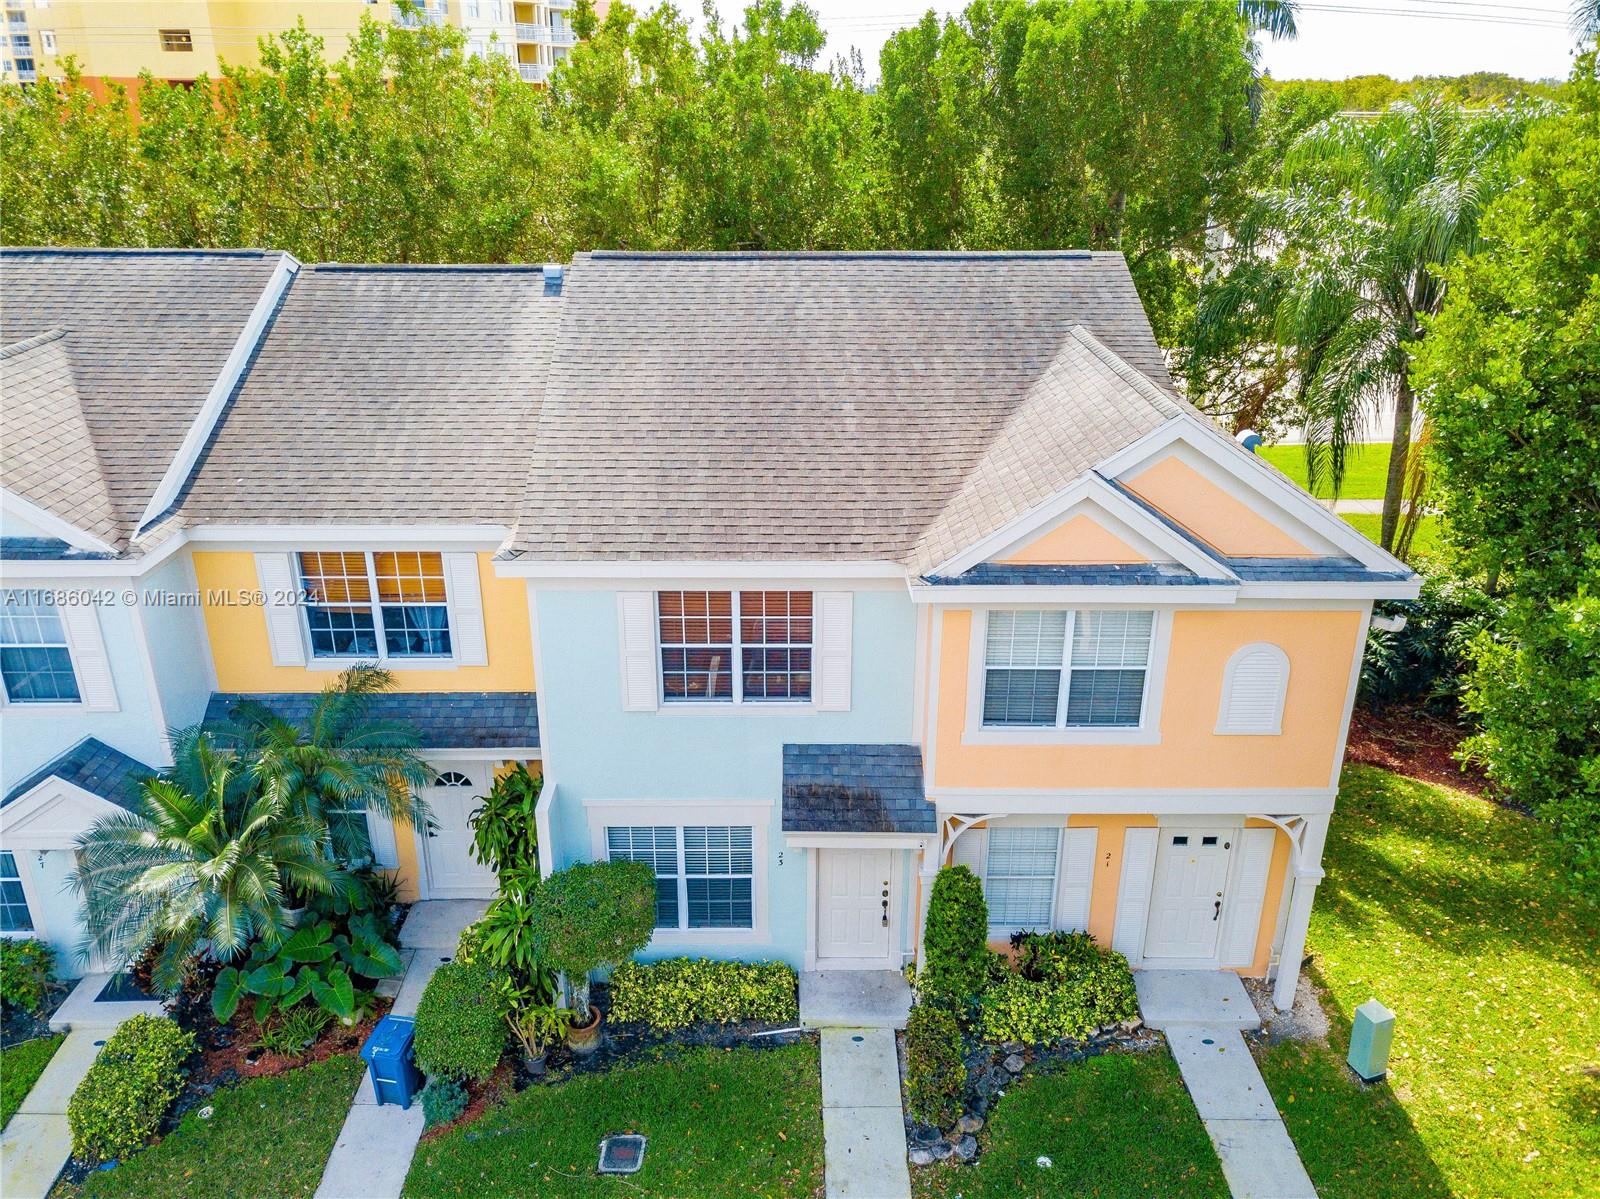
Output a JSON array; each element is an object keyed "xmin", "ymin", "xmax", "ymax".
[
  {"xmin": 1360, "ymin": 572, "xmax": 1497, "ymax": 713},
  {"xmin": 527, "ymin": 860, "xmax": 657, "ymax": 1013},
  {"xmin": 468, "ymin": 763, "xmax": 542, "ymax": 874},
  {"xmin": 607, "ymin": 958, "xmax": 799, "ymax": 1030},
  {"xmin": 413, "ymin": 960, "xmax": 505, "ymax": 1081},
  {"xmin": 0, "ymin": 937, "xmax": 55, "ymax": 1013},
  {"xmin": 920, "ymin": 865, "xmax": 990, "ymax": 1011},
  {"xmin": 979, "ymin": 934, "xmax": 1138, "ymax": 1044},
  {"xmin": 420, "ymin": 1076, "xmax": 469, "ymax": 1129},
  {"xmin": 904, "ymin": 1004, "xmax": 965, "ymax": 1128},
  {"xmin": 257, "ymin": 1007, "xmax": 330, "ymax": 1057},
  {"xmin": 67, "ymin": 1014, "xmax": 195, "ymax": 1165}
]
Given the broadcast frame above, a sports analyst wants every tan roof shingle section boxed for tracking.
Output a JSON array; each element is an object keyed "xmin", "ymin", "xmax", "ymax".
[
  {"xmin": 176, "ymin": 265, "xmax": 561, "ymax": 526},
  {"xmin": 513, "ymin": 251, "xmax": 1179, "ymax": 564},
  {"xmin": 0, "ymin": 329, "xmax": 123, "ymax": 548}
]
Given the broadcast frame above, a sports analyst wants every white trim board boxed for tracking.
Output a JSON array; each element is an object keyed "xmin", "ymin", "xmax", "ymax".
[
  {"xmin": 1, "ymin": 487, "xmax": 119, "ymax": 555},
  {"xmin": 930, "ymin": 787, "xmax": 1337, "ymax": 817},
  {"xmin": 496, "ymin": 559, "xmax": 906, "ymax": 581},
  {"xmin": 0, "ymin": 778, "xmax": 131, "ymax": 848}
]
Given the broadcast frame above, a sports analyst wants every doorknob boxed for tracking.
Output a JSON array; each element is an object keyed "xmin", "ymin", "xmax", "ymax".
[
  {"xmin": 881, "ymin": 896, "xmax": 890, "ymax": 927},
  {"xmin": 1212, "ymin": 899, "xmax": 1222, "ymax": 922}
]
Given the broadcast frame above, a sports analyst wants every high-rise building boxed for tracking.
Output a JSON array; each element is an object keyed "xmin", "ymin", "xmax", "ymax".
[{"xmin": 0, "ymin": 0, "xmax": 591, "ymax": 92}]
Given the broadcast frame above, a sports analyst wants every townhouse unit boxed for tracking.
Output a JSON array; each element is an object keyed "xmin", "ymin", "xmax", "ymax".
[{"xmin": 0, "ymin": 248, "xmax": 1416, "ymax": 1011}]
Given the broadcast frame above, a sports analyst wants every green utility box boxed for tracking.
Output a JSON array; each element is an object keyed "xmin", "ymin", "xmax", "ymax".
[{"xmin": 1347, "ymin": 998, "xmax": 1396, "ymax": 1082}]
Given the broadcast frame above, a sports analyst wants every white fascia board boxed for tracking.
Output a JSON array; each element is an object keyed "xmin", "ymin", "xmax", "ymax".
[
  {"xmin": 929, "ymin": 471, "xmax": 1235, "ymax": 581},
  {"xmin": 0, "ymin": 778, "xmax": 131, "ymax": 847},
  {"xmin": 929, "ymin": 786, "xmax": 1338, "ymax": 817},
  {"xmin": 136, "ymin": 253, "xmax": 301, "ymax": 535},
  {"xmin": 1101, "ymin": 415, "xmax": 1412, "ymax": 575},
  {"xmin": 1, "ymin": 488, "xmax": 118, "ymax": 555},
  {"xmin": 424, "ymin": 746, "xmax": 541, "ymax": 761},
  {"xmin": 0, "ymin": 530, "xmax": 190, "ymax": 579},
  {"xmin": 1238, "ymin": 579, "xmax": 1421, "ymax": 601},
  {"xmin": 783, "ymin": 831, "xmax": 931, "ymax": 849},
  {"xmin": 907, "ymin": 583, "xmax": 1239, "ymax": 606},
  {"xmin": 185, "ymin": 524, "xmax": 511, "ymax": 548},
  {"xmin": 494, "ymin": 558, "xmax": 907, "ymax": 581}
]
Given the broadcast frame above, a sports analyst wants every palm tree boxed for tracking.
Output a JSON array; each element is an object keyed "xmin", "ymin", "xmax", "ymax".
[
  {"xmin": 1238, "ymin": 0, "xmax": 1297, "ymax": 40},
  {"xmin": 217, "ymin": 664, "xmax": 435, "ymax": 866},
  {"xmin": 72, "ymin": 730, "xmax": 353, "ymax": 992},
  {"xmin": 1198, "ymin": 94, "xmax": 1533, "ymax": 550}
]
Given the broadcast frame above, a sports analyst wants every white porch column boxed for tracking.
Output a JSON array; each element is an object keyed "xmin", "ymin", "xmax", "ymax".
[
  {"xmin": 913, "ymin": 838, "xmax": 940, "ymax": 973},
  {"xmin": 1273, "ymin": 813, "xmax": 1330, "ymax": 1011}
]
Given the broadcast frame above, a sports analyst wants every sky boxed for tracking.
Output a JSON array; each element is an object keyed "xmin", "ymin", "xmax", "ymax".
[{"xmin": 754, "ymin": 0, "xmax": 1582, "ymax": 84}]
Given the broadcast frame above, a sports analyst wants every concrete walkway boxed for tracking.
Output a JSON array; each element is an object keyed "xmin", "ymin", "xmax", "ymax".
[
  {"xmin": 314, "ymin": 899, "xmax": 485, "ymax": 1199},
  {"xmin": 1137, "ymin": 971, "xmax": 1317, "ymax": 1199},
  {"xmin": 1, "ymin": 973, "xmax": 167, "ymax": 1199},
  {"xmin": 801, "ymin": 971, "xmax": 912, "ymax": 1199}
]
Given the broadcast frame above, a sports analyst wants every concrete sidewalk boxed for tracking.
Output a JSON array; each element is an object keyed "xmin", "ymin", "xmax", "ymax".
[{"xmin": 1137, "ymin": 971, "xmax": 1316, "ymax": 1199}]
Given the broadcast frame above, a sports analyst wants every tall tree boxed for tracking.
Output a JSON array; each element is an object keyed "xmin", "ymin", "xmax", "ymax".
[{"xmin": 1196, "ymin": 96, "xmax": 1534, "ymax": 549}]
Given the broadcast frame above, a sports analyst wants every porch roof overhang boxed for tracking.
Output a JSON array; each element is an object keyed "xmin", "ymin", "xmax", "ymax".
[
  {"xmin": 204, "ymin": 691, "xmax": 540, "ymax": 751},
  {"xmin": 782, "ymin": 743, "xmax": 936, "ymax": 836}
]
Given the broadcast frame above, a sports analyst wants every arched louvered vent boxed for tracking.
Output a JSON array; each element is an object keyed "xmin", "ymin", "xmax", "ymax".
[
  {"xmin": 435, "ymin": 770, "xmax": 473, "ymax": 787},
  {"xmin": 1216, "ymin": 643, "xmax": 1290, "ymax": 735}
]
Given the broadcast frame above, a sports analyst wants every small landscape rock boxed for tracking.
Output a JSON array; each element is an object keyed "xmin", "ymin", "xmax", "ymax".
[
  {"xmin": 953, "ymin": 1135, "xmax": 978, "ymax": 1161},
  {"xmin": 908, "ymin": 1148, "xmax": 935, "ymax": 1167},
  {"xmin": 1002, "ymin": 1041, "xmax": 1025, "ymax": 1055},
  {"xmin": 1003, "ymin": 1053, "xmax": 1025, "ymax": 1074},
  {"xmin": 957, "ymin": 1113, "xmax": 984, "ymax": 1134},
  {"xmin": 930, "ymin": 1141, "xmax": 953, "ymax": 1161}
]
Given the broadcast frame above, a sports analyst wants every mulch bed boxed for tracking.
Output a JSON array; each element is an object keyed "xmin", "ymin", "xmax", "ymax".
[
  {"xmin": 1, "ymin": 981, "xmax": 69, "ymax": 1049},
  {"xmin": 182, "ymin": 998, "xmax": 393, "ymax": 1094},
  {"xmin": 1344, "ymin": 704, "xmax": 1489, "ymax": 797}
]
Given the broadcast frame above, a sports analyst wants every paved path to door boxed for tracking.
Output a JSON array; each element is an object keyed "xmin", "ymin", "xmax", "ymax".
[
  {"xmin": 0, "ymin": 973, "xmax": 166, "ymax": 1199},
  {"xmin": 315, "ymin": 899, "xmax": 485, "ymax": 1199},
  {"xmin": 801, "ymin": 971, "xmax": 912, "ymax": 1199},
  {"xmin": 1137, "ymin": 971, "xmax": 1317, "ymax": 1199}
]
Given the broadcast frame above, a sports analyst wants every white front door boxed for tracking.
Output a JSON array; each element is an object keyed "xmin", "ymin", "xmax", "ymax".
[
  {"xmin": 815, "ymin": 848, "xmax": 894, "ymax": 968},
  {"xmin": 1144, "ymin": 829, "xmax": 1233, "ymax": 960},
  {"xmin": 421, "ymin": 765, "xmax": 499, "ymax": 899}
]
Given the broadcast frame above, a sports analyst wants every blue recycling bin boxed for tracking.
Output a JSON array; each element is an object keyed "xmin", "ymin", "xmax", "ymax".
[{"xmin": 360, "ymin": 1015, "xmax": 422, "ymax": 1109}]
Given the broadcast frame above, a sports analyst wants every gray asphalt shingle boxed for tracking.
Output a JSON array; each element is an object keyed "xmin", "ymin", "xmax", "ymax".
[
  {"xmin": 203, "ymin": 691, "xmax": 540, "ymax": 750},
  {"xmin": 3, "ymin": 737, "xmax": 155, "ymax": 809},
  {"xmin": 782, "ymin": 743, "xmax": 934, "ymax": 834}
]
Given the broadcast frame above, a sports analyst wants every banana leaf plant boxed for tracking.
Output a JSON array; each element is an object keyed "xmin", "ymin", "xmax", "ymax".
[{"xmin": 213, "ymin": 918, "xmax": 402, "ymax": 1026}]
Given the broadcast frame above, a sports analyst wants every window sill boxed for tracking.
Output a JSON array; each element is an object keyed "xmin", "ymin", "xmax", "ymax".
[
  {"xmin": 0, "ymin": 699, "xmax": 86, "ymax": 711},
  {"xmin": 963, "ymin": 724, "xmax": 1160, "ymax": 746},
  {"xmin": 304, "ymin": 656, "xmax": 460, "ymax": 672},
  {"xmin": 654, "ymin": 703, "xmax": 818, "ymax": 718},
  {"xmin": 644, "ymin": 925, "xmax": 768, "ymax": 944}
]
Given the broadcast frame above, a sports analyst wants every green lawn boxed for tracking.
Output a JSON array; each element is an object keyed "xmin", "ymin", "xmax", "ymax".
[
  {"xmin": 404, "ymin": 1044, "xmax": 824, "ymax": 1198},
  {"xmin": 1259, "ymin": 766, "xmax": 1600, "ymax": 1199},
  {"xmin": 77, "ymin": 1055, "xmax": 363, "ymax": 1199},
  {"xmin": 1260, "ymin": 442, "xmax": 1392, "ymax": 499},
  {"xmin": 911, "ymin": 1049, "xmax": 1227, "ymax": 1199},
  {"xmin": 1, "ymin": 1034, "xmax": 63, "ymax": 1128}
]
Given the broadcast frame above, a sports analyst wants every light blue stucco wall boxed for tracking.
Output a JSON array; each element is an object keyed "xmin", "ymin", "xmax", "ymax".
[
  {"xmin": 139, "ymin": 554, "xmax": 215, "ymax": 733},
  {"xmin": 534, "ymin": 586, "xmax": 919, "ymax": 968},
  {"xmin": 0, "ymin": 583, "xmax": 171, "ymax": 796}
]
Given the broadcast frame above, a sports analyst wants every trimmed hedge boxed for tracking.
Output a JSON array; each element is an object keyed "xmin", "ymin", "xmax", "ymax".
[
  {"xmin": 920, "ymin": 865, "xmax": 991, "ymax": 1011},
  {"xmin": 67, "ymin": 1015, "xmax": 195, "ymax": 1165},
  {"xmin": 979, "ymin": 932, "xmax": 1137, "ymax": 1044},
  {"xmin": 607, "ymin": 958, "xmax": 799, "ymax": 1030},
  {"xmin": 0, "ymin": 937, "xmax": 55, "ymax": 1013},
  {"xmin": 413, "ymin": 961, "xmax": 505, "ymax": 1081},
  {"xmin": 904, "ymin": 1004, "xmax": 965, "ymax": 1128}
]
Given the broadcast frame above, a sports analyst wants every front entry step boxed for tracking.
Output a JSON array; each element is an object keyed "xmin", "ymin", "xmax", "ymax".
[
  {"xmin": 1135, "ymin": 969, "xmax": 1261, "ymax": 1031},
  {"xmin": 800, "ymin": 970, "xmax": 912, "ymax": 1030}
]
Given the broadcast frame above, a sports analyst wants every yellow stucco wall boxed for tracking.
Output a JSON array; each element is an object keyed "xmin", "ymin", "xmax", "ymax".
[
  {"xmin": 932, "ymin": 606, "xmax": 1362, "ymax": 790},
  {"xmin": 192, "ymin": 550, "xmax": 535, "ymax": 692},
  {"xmin": 1124, "ymin": 455, "xmax": 1312, "ymax": 558},
  {"xmin": 996, "ymin": 514, "xmax": 1151, "ymax": 565}
]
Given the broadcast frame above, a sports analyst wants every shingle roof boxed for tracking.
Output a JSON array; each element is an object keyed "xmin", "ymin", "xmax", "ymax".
[
  {"xmin": 3, "ymin": 737, "xmax": 155, "ymax": 810},
  {"xmin": 0, "ymin": 248, "xmax": 288, "ymax": 543},
  {"xmin": 1225, "ymin": 556, "xmax": 1414, "ymax": 583},
  {"xmin": 1, "ymin": 329, "xmax": 122, "ymax": 548},
  {"xmin": 203, "ymin": 691, "xmax": 540, "ymax": 750},
  {"xmin": 926, "ymin": 562, "xmax": 1224, "ymax": 586},
  {"xmin": 511, "ymin": 251, "xmax": 1181, "ymax": 563},
  {"xmin": 782, "ymin": 743, "xmax": 934, "ymax": 834},
  {"xmin": 175, "ymin": 264, "xmax": 562, "ymax": 527}
]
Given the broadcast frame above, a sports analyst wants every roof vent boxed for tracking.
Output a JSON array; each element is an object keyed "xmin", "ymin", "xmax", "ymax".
[
  {"xmin": 1235, "ymin": 428, "xmax": 1264, "ymax": 454},
  {"xmin": 542, "ymin": 262, "xmax": 564, "ymax": 296}
]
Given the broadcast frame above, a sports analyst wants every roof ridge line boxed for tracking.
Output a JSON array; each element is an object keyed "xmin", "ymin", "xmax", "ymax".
[
  {"xmin": 0, "ymin": 246, "xmax": 277, "ymax": 259},
  {"xmin": 0, "ymin": 327, "xmax": 66, "ymax": 359},
  {"xmin": 1065, "ymin": 325, "xmax": 1182, "ymax": 413}
]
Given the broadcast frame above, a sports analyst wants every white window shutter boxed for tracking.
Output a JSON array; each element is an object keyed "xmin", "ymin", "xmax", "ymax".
[
  {"xmin": 445, "ymin": 553, "xmax": 488, "ymax": 666},
  {"xmin": 1217, "ymin": 643, "xmax": 1289, "ymax": 735},
  {"xmin": 617, "ymin": 592, "xmax": 658, "ymax": 712},
  {"xmin": 949, "ymin": 824, "xmax": 988, "ymax": 880},
  {"xmin": 366, "ymin": 812, "xmax": 401, "ymax": 870},
  {"xmin": 255, "ymin": 552, "xmax": 306, "ymax": 667},
  {"xmin": 815, "ymin": 591, "xmax": 853, "ymax": 711},
  {"xmin": 1055, "ymin": 827, "xmax": 1098, "ymax": 933},
  {"xmin": 1112, "ymin": 827, "xmax": 1158, "ymax": 960},
  {"xmin": 59, "ymin": 602, "xmax": 118, "ymax": 711},
  {"xmin": 1223, "ymin": 827, "xmax": 1276, "ymax": 967}
]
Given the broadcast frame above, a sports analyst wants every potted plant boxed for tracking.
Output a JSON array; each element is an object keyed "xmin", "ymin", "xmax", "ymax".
[
  {"xmin": 497, "ymin": 976, "xmax": 573, "ymax": 1075},
  {"xmin": 527, "ymin": 860, "xmax": 656, "ymax": 1056}
]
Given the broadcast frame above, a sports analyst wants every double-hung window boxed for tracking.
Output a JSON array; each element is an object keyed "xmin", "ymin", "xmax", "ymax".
[
  {"xmin": 657, "ymin": 591, "xmax": 812, "ymax": 704},
  {"xmin": 0, "ymin": 592, "xmax": 80, "ymax": 703},
  {"xmin": 0, "ymin": 851, "xmax": 33, "ymax": 933},
  {"xmin": 982, "ymin": 610, "xmax": 1154, "ymax": 728},
  {"xmin": 298, "ymin": 551, "xmax": 452, "ymax": 660},
  {"xmin": 605, "ymin": 825, "xmax": 755, "ymax": 931},
  {"xmin": 984, "ymin": 827, "xmax": 1059, "ymax": 929}
]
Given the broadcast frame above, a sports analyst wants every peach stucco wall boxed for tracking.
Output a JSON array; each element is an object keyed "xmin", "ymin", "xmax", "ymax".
[
  {"xmin": 996, "ymin": 514, "xmax": 1150, "ymax": 565},
  {"xmin": 932, "ymin": 606, "xmax": 1363, "ymax": 790},
  {"xmin": 1124, "ymin": 455, "xmax": 1312, "ymax": 558},
  {"xmin": 192, "ymin": 551, "xmax": 535, "ymax": 693}
]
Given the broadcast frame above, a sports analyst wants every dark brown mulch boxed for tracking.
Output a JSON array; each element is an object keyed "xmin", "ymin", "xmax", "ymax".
[
  {"xmin": 186, "ymin": 997, "xmax": 393, "ymax": 1089},
  {"xmin": 1345, "ymin": 705, "xmax": 1489, "ymax": 796},
  {"xmin": 1, "ymin": 981, "xmax": 69, "ymax": 1048}
]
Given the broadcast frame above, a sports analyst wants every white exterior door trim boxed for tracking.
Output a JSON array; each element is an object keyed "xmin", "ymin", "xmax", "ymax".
[
  {"xmin": 1135, "ymin": 817, "xmax": 1260, "ymax": 970},
  {"xmin": 418, "ymin": 761, "xmax": 498, "ymax": 900},
  {"xmin": 806, "ymin": 846, "xmax": 902, "ymax": 971}
]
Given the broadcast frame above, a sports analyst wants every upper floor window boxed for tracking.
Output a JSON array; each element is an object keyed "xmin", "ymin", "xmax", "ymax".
[
  {"xmin": 298, "ymin": 551, "xmax": 451, "ymax": 660},
  {"xmin": 657, "ymin": 590, "xmax": 811, "ymax": 704},
  {"xmin": 0, "ymin": 593, "xmax": 80, "ymax": 703},
  {"xmin": 159, "ymin": 28, "xmax": 192, "ymax": 51},
  {"xmin": 982, "ymin": 610, "xmax": 1153, "ymax": 728}
]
